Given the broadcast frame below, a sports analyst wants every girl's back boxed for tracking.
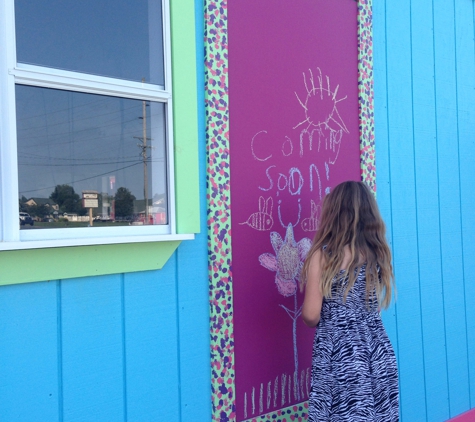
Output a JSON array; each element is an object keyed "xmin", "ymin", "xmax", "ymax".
[
  {"xmin": 301, "ymin": 181, "xmax": 399, "ymax": 421},
  {"xmin": 310, "ymin": 264, "xmax": 399, "ymax": 422}
]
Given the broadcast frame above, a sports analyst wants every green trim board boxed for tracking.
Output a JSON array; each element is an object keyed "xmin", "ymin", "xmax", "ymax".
[
  {"xmin": 0, "ymin": 241, "xmax": 180, "ymax": 286},
  {"xmin": 0, "ymin": 0, "xmax": 200, "ymax": 285},
  {"xmin": 171, "ymin": 0, "xmax": 201, "ymax": 234}
]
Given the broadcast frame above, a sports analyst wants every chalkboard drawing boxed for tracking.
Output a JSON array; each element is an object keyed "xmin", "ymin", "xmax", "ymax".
[
  {"xmin": 259, "ymin": 224, "xmax": 312, "ymax": 401},
  {"xmin": 294, "ymin": 68, "xmax": 349, "ymax": 164},
  {"xmin": 301, "ymin": 200, "xmax": 321, "ymax": 232},
  {"xmin": 294, "ymin": 67, "xmax": 349, "ymax": 133},
  {"xmin": 240, "ymin": 196, "xmax": 274, "ymax": 231}
]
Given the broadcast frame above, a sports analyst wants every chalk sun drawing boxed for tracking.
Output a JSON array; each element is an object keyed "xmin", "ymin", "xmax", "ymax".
[
  {"xmin": 259, "ymin": 224, "xmax": 312, "ymax": 402},
  {"xmin": 294, "ymin": 68, "xmax": 349, "ymax": 165},
  {"xmin": 294, "ymin": 67, "xmax": 349, "ymax": 133},
  {"xmin": 240, "ymin": 196, "xmax": 274, "ymax": 231}
]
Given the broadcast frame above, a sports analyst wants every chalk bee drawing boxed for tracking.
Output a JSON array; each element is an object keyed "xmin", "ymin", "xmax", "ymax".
[
  {"xmin": 259, "ymin": 224, "xmax": 312, "ymax": 401},
  {"xmin": 301, "ymin": 200, "xmax": 321, "ymax": 232},
  {"xmin": 240, "ymin": 196, "xmax": 274, "ymax": 231}
]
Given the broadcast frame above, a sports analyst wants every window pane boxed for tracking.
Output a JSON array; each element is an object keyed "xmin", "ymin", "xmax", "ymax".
[
  {"xmin": 16, "ymin": 85, "xmax": 168, "ymax": 229},
  {"xmin": 15, "ymin": 0, "xmax": 165, "ymax": 86}
]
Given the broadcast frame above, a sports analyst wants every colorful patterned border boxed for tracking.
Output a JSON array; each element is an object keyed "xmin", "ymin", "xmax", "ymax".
[
  {"xmin": 205, "ymin": 1, "xmax": 375, "ymax": 421},
  {"xmin": 243, "ymin": 402, "xmax": 309, "ymax": 422},
  {"xmin": 358, "ymin": 0, "xmax": 376, "ymax": 192},
  {"xmin": 205, "ymin": 1, "xmax": 235, "ymax": 421}
]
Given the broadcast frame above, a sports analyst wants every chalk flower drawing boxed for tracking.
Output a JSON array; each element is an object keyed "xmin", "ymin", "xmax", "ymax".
[{"xmin": 259, "ymin": 224, "xmax": 312, "ymax": 401}]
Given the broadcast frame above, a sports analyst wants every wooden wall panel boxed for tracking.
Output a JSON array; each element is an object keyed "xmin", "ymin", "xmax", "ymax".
[
  {"xmin": 0, "ymin": 281, "xmax": 60, "ymax": 421},
  {"xmin": 373, "ymin": 0, "xmax": 400, "ymax": 362},
  {"xmin": 176, "ymin": 235, "xmax": 210, "ymax": 420},
  {"xmin": 374, "ymin": 0, "xmax": 475, "ymax": 420},
  {"xmin": 124, "ymin": 265, "xmax": 180, "ymax": 421},
  {"xmin": 454, "ymin": 0, "xmax": 475, "ymax": 411},
  {"xmin": 60, "ymin": 275, "xmax": 125, "ymax": 421},
  {"xmin": 384, "ymin": 0, "xmax": 427, "ymax": 419},
  {"xmin": 0, "ymin": 251, "xmax": 209, "ymax": 422},
  {"xmin": 411, "ymin": 0, "xmax": 450, "ymax": 419},
  {"xmin": 433, "ymin": 1, "xmax": 471, "ymax": 416}
]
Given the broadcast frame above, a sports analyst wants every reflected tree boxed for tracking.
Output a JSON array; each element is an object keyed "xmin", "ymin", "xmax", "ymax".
[
  {"xmin": 50, "ymin": 184, "xmax": 86, "ymax": 215},
  {"xmin": 115, "ymin": 187, "xmax": 136, "ymax": 218}
]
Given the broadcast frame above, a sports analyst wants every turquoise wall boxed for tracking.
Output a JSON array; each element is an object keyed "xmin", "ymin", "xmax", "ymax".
[
  {"xmin": 1, "ymin": 1, "xmax": 475, "ymax": 422},
  {"xmin": 0, "ymin": 2, "xmax": 210, "ymax": 421},
  {"xmin": 375, "ymin": 0, "xmax": 475, "ymax": 421}
]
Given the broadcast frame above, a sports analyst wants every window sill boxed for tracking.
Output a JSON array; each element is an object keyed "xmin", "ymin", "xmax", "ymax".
[
  {"xmin": 0, "ymin": 234, "xmax": 195, "ymax": 286},
  {"xmin": 0, "ymin": 233, "xmax": 194, "ymax": 251}
]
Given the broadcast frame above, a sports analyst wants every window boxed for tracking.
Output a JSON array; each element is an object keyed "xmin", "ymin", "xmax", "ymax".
[{"xmin": 0, "ymin": 0, "xmax": 197, "ymax": 251}]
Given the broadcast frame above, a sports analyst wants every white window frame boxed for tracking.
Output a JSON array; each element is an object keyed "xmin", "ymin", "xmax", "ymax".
[{"xmin": 0, "ymin": 0, "xmax": 193, "ymax": 251}]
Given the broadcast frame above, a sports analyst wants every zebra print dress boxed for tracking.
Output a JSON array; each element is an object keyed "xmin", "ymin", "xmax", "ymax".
[{"xmin": 308, "ymin": 264, "xmax": 399, "ymax": 421}]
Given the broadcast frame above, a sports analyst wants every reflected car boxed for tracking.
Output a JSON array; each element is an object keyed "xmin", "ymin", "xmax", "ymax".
[
  {"xmin": 94, "ymin": 214, "xmax": 113, "ymax": 222},
  {"xmin": 19, "ymin": 212, "xmax": 34, "ymax": 226}
]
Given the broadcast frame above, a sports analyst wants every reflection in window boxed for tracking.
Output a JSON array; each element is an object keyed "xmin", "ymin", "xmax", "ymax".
[
  {"xmin": 16, "ymin": 85, "xmax": 168, "ymax": 229},
  {"xmin": 15, "ymin": 0, "xmax": 165, "ymax": 86}
]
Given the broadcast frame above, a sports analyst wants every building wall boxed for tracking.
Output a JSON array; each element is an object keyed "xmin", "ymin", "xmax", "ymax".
[
  {"xmin": 1, "ymin": 1, "xmax": 475, "ymax": 422},
  {"xmin": 0, "ymin": 2, "xmax": 211, "ymax": 422},
  {"xmin": 374, "ymin": 0, "xmax": 475, "ymax": 421}
]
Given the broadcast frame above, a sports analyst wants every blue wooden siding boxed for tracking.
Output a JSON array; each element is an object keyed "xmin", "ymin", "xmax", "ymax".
[
  {"xmin": 374, "ymin": 0, "xmax": 475, "ymax": 421},
  {"xmin": 1, "ymin": 1, "xmax": 475, "ymax": 422},
  {"xmin": 0, "ymin": 260, "xmax": 210, "ymax": 422},
  {"xmin": 0, "ymin": 2, "xmax": 210, "ymax": 421}
]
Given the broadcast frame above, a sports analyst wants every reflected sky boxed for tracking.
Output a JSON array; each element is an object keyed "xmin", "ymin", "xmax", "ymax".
[
  {"xmin": 15, "ymin": 0, "xmax": 164, "ymax": 85},
  {"xmin": 16, "ymin": 85, "xmax": 167, "ymax": 210}
]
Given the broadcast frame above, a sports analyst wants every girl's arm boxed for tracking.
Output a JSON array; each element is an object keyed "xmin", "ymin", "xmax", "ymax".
[{"xmin": 302, "ymin": 249, "xmax": 324, "ymax": 327}]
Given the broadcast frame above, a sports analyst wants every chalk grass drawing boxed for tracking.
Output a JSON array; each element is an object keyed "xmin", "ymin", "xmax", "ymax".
[
  {"xmin": 259, "ymin": 224, "xmax": 312, "ymax": 403},
  {"xmin": 301, "ymin": 200, "xmax": 321, "ymax": 232},
  {"xmin": 240, "ymin": 196, "xmax": 274, "ymax": 231},
  {"xmin": 267, "ymin": 381, "xmax": 271, "ymax": 410},
  {"xmin": 244, "ymin": 393, "xmax": 248, "ymax": 419},
  {"xmin": 259, "ymin": 383, "xmax": 264, "ymax": 414},
  {"xmin": 244, "ymin": 368, "xmax": 310, "ymax": 417}
]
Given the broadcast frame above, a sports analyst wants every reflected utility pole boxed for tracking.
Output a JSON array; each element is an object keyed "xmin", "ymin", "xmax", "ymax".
[{"xmin": 134, "ymin": 84, "xmax": 151, "ymax": 224}]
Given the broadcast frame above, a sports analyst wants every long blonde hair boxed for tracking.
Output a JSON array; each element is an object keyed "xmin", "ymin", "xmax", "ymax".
[{"xmin": 300, "ymin": 181, "xmax": 395, "ymax": 309}]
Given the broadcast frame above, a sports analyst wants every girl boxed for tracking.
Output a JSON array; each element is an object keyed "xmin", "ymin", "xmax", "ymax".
[{"xmin": 301, "ymin": 181, "xmax": 399, "ymax": 422}]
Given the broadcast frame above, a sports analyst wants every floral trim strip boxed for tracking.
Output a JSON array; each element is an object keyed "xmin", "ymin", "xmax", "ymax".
[
  {"xmin": 205, "ymin": 0, "xmax": 235, "ymax": 421},
  {"xmin": 243, "ymin": 402, "xmax": 309, "ymax": 422},
  {"xmin": 357, "ymin": 0, "xmax": 376, "ymax": 192}
]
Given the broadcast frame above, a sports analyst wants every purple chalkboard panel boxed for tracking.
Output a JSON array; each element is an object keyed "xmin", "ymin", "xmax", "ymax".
[{"xmin": 228, "ymin": 1, "xmax": 360, "ymax": 420}]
